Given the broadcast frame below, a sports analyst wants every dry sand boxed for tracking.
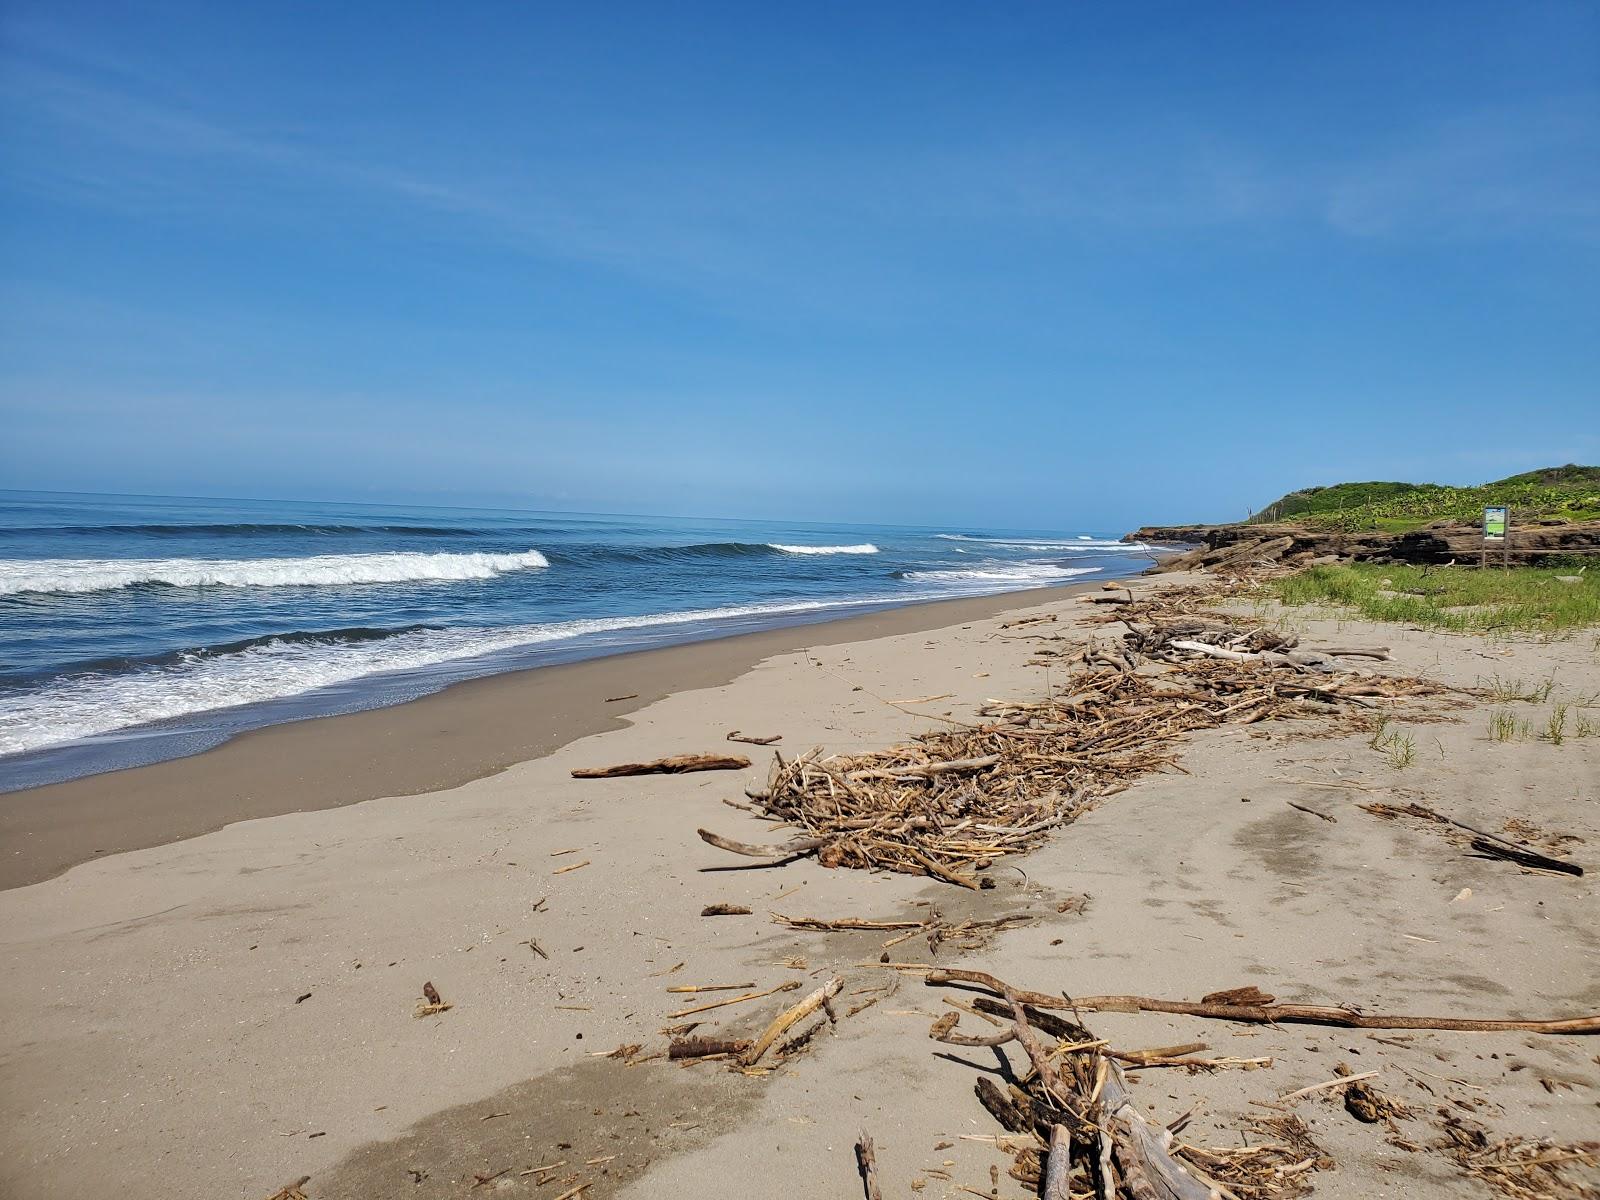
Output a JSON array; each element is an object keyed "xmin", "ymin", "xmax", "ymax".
[{"xmin": 1, "ymin": 573, "xmax": 1596, "ymax": 1199}]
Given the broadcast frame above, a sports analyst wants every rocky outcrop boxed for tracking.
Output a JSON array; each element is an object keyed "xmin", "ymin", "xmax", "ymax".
[{"xmin": 1127, "ymin": 520, "xmax": 1600, "ymax": 571}]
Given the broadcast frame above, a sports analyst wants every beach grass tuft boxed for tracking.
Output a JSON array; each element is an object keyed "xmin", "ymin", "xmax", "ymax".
[{"xmin": 1272, "ymin": 563, "xmax": 1600, "ymax": 634}]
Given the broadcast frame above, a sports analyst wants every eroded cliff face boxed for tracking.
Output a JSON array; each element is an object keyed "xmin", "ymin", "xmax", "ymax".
[{"xmin": 1127, "ymin": 520, "xmax": 1600, "ymax": 570}]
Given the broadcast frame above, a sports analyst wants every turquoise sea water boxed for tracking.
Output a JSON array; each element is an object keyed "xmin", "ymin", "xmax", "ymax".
[{"xmin": 0, "ymin": 491, "xmax": 1154, "ymax": 788}]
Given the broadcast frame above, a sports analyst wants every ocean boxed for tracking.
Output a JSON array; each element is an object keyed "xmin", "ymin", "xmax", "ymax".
[{"xmin": 0, "ymin": 491, "xmax": 1154, "ymax": 790}]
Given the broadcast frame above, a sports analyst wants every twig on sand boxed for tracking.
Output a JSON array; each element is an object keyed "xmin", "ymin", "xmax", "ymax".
[
  {"xmin": 668, "ymin": 981, "xmax": 801, "ymax": 1018},
  {"xmin": 1266, "ymin": 1071, "xmax": 1381, "ymax": 1106}
]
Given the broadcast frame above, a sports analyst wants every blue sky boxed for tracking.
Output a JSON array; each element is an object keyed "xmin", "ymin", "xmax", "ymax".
[{"xmin": 1, "ymin": 2, "xmax": 1596, "ymax": 529}]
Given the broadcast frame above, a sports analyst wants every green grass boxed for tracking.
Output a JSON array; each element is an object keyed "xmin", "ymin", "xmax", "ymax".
[
  {"xmin": 1489, "ymin": 710, "xmax": 1530, "ymax": 742},
  {"xmin": 1249, "ymin": 464, "xmax": 1600, "ymax": 532},
  {"xmin": 1271, "ymin": 562, "xmax": 1600, "ymax": 634}
]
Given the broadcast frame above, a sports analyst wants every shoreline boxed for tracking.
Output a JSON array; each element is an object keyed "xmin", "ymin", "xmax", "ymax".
[{"xmin": 0, "ymin": 579, "xmax": 1111, "ymax": 891}]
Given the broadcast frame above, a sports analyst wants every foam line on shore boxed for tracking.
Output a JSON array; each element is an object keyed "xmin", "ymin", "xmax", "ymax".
[{"xmin": 0, "ymin": 549, "xmax": 551, "ymax": 596}]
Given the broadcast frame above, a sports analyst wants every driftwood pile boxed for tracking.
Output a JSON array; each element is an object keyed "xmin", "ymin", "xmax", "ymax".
[
  {"xmin": 700, "ymin": 593, "xmax": 1447, "ymax": 888},
  {"xmin": 919, "ymin": 970, "xmax": 1600, "ymax": 1200},
  {"xmin": 922, "ymin": 970, "xmax": 1326, "ymax": 1199}
]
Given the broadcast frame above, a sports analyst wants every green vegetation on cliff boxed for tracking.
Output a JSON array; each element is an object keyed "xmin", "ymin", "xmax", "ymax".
[{"xmin": 1251, "ymin": 465, "xmax": 1600, "ymax": 532}]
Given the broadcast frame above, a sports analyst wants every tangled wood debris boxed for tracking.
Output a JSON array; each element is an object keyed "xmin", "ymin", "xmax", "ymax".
[
  {"xmin": 918, "ymin": 969, "xmax": 1600, "ymax": 1200},
  {"xmin": 922, "ymin": 968, "xmax": 1318, "ymax": 1200},
  {"xmin": 699, "ymin": 590, "xmax": 1453, "ymax": 887},
  {"xmin": 1437, "ymin": 1116, "xmax": 1600, "ymax": 1200}
]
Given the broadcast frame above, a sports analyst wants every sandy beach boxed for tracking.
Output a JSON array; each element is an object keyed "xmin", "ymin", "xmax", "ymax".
[{"xmin": 2, "ymin": 572, "xmax": 1597, "ymax": 1199}]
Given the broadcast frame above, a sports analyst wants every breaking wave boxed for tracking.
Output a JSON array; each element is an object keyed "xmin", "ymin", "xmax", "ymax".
[
  {"xmin": 0, "ymin": 550, "xmax": 550, "ymax": 596},
  {"xmin": 0, "ymin": 596, "xmax": 889, "ymax": 756},
  {"xmin": 898, "ymin": 564, "xmax": 1102, "ymax": 584},
  {"xmin": 767, "ymin": 543, "xmax": 879, "ymax": 555}
]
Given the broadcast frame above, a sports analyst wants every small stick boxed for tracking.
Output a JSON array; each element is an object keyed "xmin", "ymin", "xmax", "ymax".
[
  {"xmin": 856, "ymin": 1131, "xmax": 884, "ymax": 1200},
  {"xmin": 728, "ymin": 730, "xmax": 783, "ymax": 745},
  {"xmin": 665, "ymin": 982, "xmax": 757, "ymax": 993},
  {"xmin": 668, "ymin": 981, "xmax": 801, "ymax": 1018},
  {"xmin": 776, "ymin": 914, "xmax": 925, "ymax": 931},
  {"xmin": 1286, "ymin": 801, "xmax": 1337, "ymax": 824},
  {"xmin": 1269, "ymin": 1071, "xmax": 1381, "ymax": 1105},
  {"xmin": 553, "ymin": 860, "xmax": 591, "ymax": 875}
]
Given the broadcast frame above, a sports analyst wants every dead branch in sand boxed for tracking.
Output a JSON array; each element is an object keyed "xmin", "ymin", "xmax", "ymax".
[
  {"xmin": 1361, "ymin": 801, "xmax": 1584, "ymax": 876},
  {"xmin": 572, "ymin": 753, "xmax": 750, "ymax": 778},
  {"xmin": 668, "ymin": 1036, "xmax": 751, "ymax": 1060},
  {"xmin": 855, "ymin": 1131, "xmax": 884, "ymax": 1200},
  {"xmin": 727, "ymin": 730, "xmax": 782, "ymax": 745},
  {"xmin": 744, "ymin": 977, "xmax": 842, "ymax": 1065},
  {"xmin": 926, "ymin": 968, "xmax": 1600, "ymax": 1034}
]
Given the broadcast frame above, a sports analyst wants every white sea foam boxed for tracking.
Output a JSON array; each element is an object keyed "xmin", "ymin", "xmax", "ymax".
[
  {"xmin": 0, "ymin": 550, "xmax": 550, "ymax": 596},
  {"xmin": 767, "ymin": 543, "xmax": 879, "ymax": 555},
  {"xmin": 933, "ymin": 534, "xmax": 1142, "ymax": 551},
  {"xmin": 0, "ymin": 596, "xmax": 901, "ymax": 756},
  {"xmin": 902, "ymin": 564, "xmax": 1102, "ymax": 583}
]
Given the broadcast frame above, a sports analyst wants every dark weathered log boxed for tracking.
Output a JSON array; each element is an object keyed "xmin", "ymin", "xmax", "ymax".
[
  {"xmin": 667, "ymin": 1036, "xmax": 751, "ymax": 1060},
  {"xmin": 928, "ymin": 968, "xmax": 1600, "ymax": 1035},
  {"xmin": 572, "ymin": 753, "xmax": 750, "ymax": 778},
  {"xmin": 1469, "ymin": 836, "xmax": 1584, "ymax": 877},
  {"xmin": 974, "ymin": 1076, "xmax": 1034, "ymax": 1133},
  {"xmin": 700, "ymin": 903, "xmax": 752, "ymax": 916}
]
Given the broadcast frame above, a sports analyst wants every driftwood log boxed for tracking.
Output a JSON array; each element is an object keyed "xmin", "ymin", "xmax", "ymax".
[
  {"xmin": 744, "ymin": 977, "xmax": 842, "ymax": 1065},
  {"xmin": 927, "ymin": 968, "xmax": 1600, "ymax": 1035},
  {"xmin": 855, "ymin": 1131, "xmax": 884, "ymax": 1200},
  {"xmin": 572, "ymin": 753, "xmax": 750, "ymax": 778},
  {"xmin": 667, "ymin": 1036, "xmax": 750, "ymax": 1060}
]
